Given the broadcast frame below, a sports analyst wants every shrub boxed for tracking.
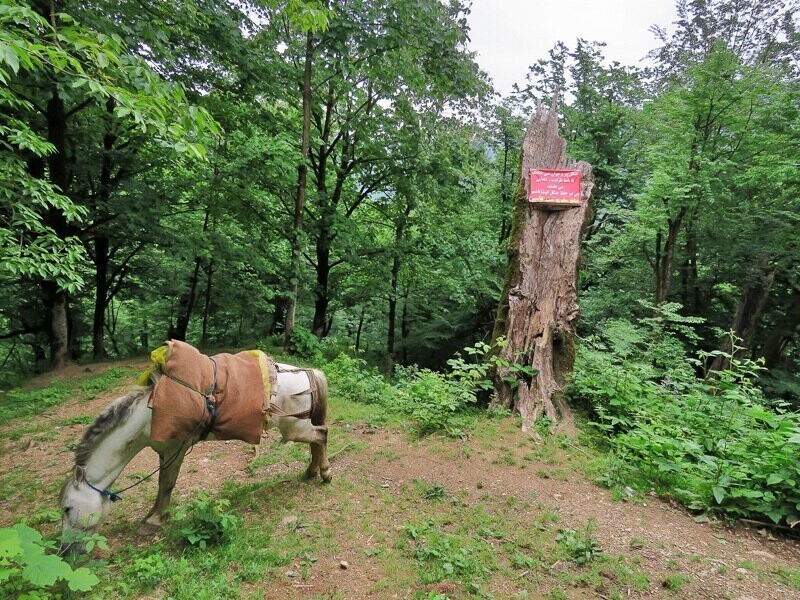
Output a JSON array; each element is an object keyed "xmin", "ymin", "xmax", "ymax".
[
  {"xmin": 389, "ymin": 368, "xmax": 476, "ymax": 437},
  {"xmin": 323, "ymin": 353, "xmax": 393, "ymax": 405},
  {"xmin": 570, "ymin": 318, "xmax": 800, "ymax": 526},
  {"xmin": 287, "ymin": 326, "xmax": 322, "ymax": 360},
  {"xmin": 168, "ymin": 493, "xmax": 240, "ymax": 549},
  {"xmin": 0, "ymin": 524, "xmax": 100, "ymax": 596},
  {"xmin": 556, "ymin": 524, "xmax": 603, "ymax": 565}
]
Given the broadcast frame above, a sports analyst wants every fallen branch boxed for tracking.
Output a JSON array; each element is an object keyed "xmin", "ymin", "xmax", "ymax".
[
  {"xmin": 739, "ymin": 518, "xmax": 800, "ymax": 537},
  {"xmin": 328, "ymin": 442, "xmax": 354, "ymax": 462}
]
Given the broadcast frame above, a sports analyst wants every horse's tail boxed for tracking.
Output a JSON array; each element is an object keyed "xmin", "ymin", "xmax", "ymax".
[{"xmin": 310, "ymin": 369, "xmax": 328, "ymax": 426}]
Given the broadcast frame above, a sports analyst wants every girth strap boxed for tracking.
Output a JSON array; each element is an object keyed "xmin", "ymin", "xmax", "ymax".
[
  {"xmin": 267, "ymin": 403, "xmax": 311, "ymax": 420},
  {"xmin": 267, "ymin": 368, "xmax": 317, "ymax": 421}
]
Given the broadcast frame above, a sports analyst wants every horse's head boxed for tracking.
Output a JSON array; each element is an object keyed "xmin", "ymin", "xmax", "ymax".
[{"xmin": 59, "ymin": 466, "xmax": 112, "ymax": 553}]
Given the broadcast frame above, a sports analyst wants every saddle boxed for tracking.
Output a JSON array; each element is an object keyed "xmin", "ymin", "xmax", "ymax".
[{"xmin": 140, "ymin": 340, "xmax": 276, "ymax": 445}]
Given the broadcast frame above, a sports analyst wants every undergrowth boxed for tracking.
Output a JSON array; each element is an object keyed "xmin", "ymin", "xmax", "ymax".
[
  {"xmin": 0, "ymin": 366, "xmax": 132, "ymax": 424},
  {"xmin": 322, "ymin": 338, "xmax": 532, "ymax": 438},
  {"xmin": 570, "ymin": 305, "xmax": 800, "ymax": 526}
]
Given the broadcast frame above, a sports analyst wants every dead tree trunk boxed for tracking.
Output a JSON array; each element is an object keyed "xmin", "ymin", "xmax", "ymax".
[{"xmin": 490, "ymin": 102, "xmax": 593, "ymax": 432}]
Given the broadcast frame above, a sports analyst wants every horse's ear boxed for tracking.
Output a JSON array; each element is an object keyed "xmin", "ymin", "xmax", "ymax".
[{"xmin": 74, "ymin": 465, "xmax": 86, "ymax": 485}]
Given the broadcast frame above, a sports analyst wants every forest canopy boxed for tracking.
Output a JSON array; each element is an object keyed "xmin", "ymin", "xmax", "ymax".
[{"xmin": 0, "ymin": 0, "xmax": 798, "ymax": 408}]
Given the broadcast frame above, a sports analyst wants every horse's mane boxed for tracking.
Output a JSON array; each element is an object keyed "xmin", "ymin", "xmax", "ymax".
[{"xmin": 74, "ymin": 389, "xmax": 148, "ymax": 466}]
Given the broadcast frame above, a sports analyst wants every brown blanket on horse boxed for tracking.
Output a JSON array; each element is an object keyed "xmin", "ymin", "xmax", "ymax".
[{"xmin": 145, "ymin": 340, "xmax": 274, "ymax": 445}]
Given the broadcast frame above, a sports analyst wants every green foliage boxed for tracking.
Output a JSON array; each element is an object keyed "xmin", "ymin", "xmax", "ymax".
[
  {"xmin": 0, "ymin": 367, "xmax": 131, "ymax": 425},
  {"xmin": 447, "ymin": 337, "xmax": 538, "ymax": 394},
  {"xmin": 287, "ymin": 326, "xmax": 322, "ymax": 360},
  {"xmin": 326, "ymin": 341, "xmax": 505, "ymax": 437},
  {"xmin": 402, "ymin": 520, "xmax": 493, "ymax": 592},
  {"xmin": 662, "ymin": 573, "xmax": 690, "ymax": 592},
  {"xmin": 323, "ymin": 353, "xmax": 393, "ymax": 405},
  {"xmin": 571, "ymin": 323, "xmax": 800, "ymax": 526},
  {"xmin": 389, "ymin": 367, "xmax": 477, "ymax": 437},
  {"xmin": 123, "ymin": 552, "xmax": 170, "ymax": 591},
  {"xmin": 555, "ymin": 523, "xmax": 603, "ymax": 566},
  {"xmin": 0, "ymin": 0, "xmax": 218, "ymax": 296},
  {"xmin": 168, "ymin": 493, "xmax": 240, "ymax": 549},
  {"xmin": 0, "ymin": 524, "xmax": 100, "ymax": 596}
]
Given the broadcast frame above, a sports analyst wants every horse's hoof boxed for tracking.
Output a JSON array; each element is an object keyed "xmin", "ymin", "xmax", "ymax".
[
  {"xmin": 303, "ymin": 469, "xmax": 319, "ymax": 480},
  {"xmin": 137, "ymin": 522, "xmax": 161, "ymax": 536},
  {"xmin": 321, "ymin": 471, "xmax": 332, "ymax": 484}
]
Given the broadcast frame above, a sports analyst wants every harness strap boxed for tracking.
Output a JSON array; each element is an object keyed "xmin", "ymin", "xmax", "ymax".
[
  {"xmin": 197, "ymin": 357, "xmax": 219, "ymax": 440},
  {"xmin": 266, "ymin": 369, "xmax": 316, "ymax": 421},
  {"xmin": 82, "ymin": 442, "xmax": 189, "ymax": 502},
  {"xmin": 160, "ymin": 355, "xmax": 219, "ymax": 440},
  {"xmin": 267, "ymin": 403, "xmax": 311, "ymax": 420}
]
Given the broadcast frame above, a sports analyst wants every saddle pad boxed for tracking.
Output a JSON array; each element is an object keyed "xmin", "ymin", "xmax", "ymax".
[{"xmin": 145, "ymin": 340, "xmax": 271, "ymax": 445}]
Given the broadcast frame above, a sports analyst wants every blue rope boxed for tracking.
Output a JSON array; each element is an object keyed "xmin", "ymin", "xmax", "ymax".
[{"xmin": 84, "ymin": 442, "xmax": 190, "ymax": 502}]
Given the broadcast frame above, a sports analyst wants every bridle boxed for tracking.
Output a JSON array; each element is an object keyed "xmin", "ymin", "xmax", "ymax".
[{"xmin": 82, "ymin": 441, "xmax": 191, "ymax": 503}]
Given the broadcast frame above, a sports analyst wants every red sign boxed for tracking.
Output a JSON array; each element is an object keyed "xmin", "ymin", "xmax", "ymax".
[{"xmin": 529, "ymin": 169, "xmax": 582, "ymax": 207}]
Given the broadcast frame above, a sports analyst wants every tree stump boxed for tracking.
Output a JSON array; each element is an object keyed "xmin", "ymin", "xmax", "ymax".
[{"xmin": 490, "ymin": 102, "xmax": 593, "ymax": 432}]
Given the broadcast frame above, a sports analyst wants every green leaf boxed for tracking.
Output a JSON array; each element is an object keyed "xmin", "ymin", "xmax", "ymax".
[
  {"xmin": 0, "ymin": 527, "xmax": 22, "ymax": 558},
  {"xmin": 22, "ymin": 552, "xmax": 72, "ymax": 587},
  {"xmin": 766, "ymin": 474, "xmax": 784, "ymax": 485},
  {"xmin": 66, "ymin": 566, "xmax": 100, "ymax": 592},
  {"xmin": 711, "ymin": 486, "xmax": 726, "ymax": 504}
]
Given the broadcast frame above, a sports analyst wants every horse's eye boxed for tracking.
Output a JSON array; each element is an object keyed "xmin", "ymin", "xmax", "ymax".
[{"xmin": 64, "ymin": 507, "xmax": 72, "ymax": 514}]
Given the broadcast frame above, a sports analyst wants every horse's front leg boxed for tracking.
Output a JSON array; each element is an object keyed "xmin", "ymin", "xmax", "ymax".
[
  {"xmin": 276, "ymin": 418, "xmax": 331, "ymax": 483},
  {"xmin": 139, "ymin": 441, "xmax": 189, "ymax": 534}
]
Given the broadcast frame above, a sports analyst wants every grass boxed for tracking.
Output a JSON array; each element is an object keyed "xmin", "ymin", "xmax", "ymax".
[
  {"xmin": 662, "ymin": 573, "xmax": 690, "ymax": 592},
  {"xmin": 0, "ymin": 366, "xmax": 134, "ymax": 425},
  {"xmin": 2, "ymin": 360, "xmax": 799, "ymax": 599}
]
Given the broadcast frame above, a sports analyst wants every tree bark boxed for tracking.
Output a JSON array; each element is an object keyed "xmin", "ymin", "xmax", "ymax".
[
  {"xmin": 43, "ymin": 91, "xmax": 71, "ymax": 369},
  {"xmin": 92, "ymin": 98, "xmax": 117, "ymax": 359},
  {"xmin": 170, "ymin": 206, "xmax": 210, "ymax": 341},
  {"xmin": 44, "ymin": 281, "xmax": 69, "ymax": 370},
  {"xmin": 490, "ymin": 102, "xmax": 593, "ymax": 432},
  {"xmin": 762, "ymin": 288, "xmax": 800, "ymax": 369},
  {"xmin": 355, "ymin": 306, "xmax": 365, "ymax": 353},
  {"xmin": 285, "ymin": 31, "xmax": 315, "ymax": 350},
  {"xmin": 92, "ymin": 236, "xmax": 110, "ymax": 358},
  {"xmin": 201, "ymin": 260, "xmax": 214, "ymax": 348},
  {"xmin": 709, "ymin": 256, "xmax": 775, "ymax": 373},
  {"xmin": 386, "ymin": 198, "xmax": 413, "ymax": 373},
  {"xmin": 654, "ymin": 206, "xmax": 686, "ymax": 305}
]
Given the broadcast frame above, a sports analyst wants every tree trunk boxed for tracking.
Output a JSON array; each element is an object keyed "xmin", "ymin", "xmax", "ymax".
[
  {"xmin": 680, "ymin": 215, "xmax": 700, "ymax": 314},
  {"xmin": 762, "ymin": 288, "xmax": 800, "ymax": 369},
  {"xmin": 386, "ymin": 199, "xmax": 413, "ymax": 373},
  {"xmin": 709, "ymin": 256, "xmax": 775, "ymax": 373},
  {"xmin": 91, "ymin": 97, "xmax": 117, "ymax": 359},
  {"xmin": 44, "ymin": 282, "xmax": 69, "ymax": 370},
  {"xmin": 92, "ymin": 236, "xmax": 110, "ymax": 359},
  {"xmin": 355, "ymin": 306, "xmax": 365, "ymax": 353},
  {"xmin": 312, "ymin": 169, "xmax": 346, "ymax": 339},
  {"xmin": 312, "ymin": 233, "xmax": 331, "ymax": 338},
  {"xmin": 270, "ymin": 297, "xmax": 287, "ymax": 335},
  {"xmin": 171, "ymin": 207, "xmax": 210, "ymax": 341},
  {"xmin": 201, "ymin": 260, "xmax": 214, "ymax": 348},
  {"xmin": 654, "ymin": 206, "xmax": 686, "ymax": 305},
  {"xmin": 285, "ymin": 31, "xmax": 315, "ymax": 350},
  {"xmin": 490, "ymin": 102, "xmax": 593, "ymax": 432},
  {"xmin": 401, "ymin": 290, "xmax": 410, "ymax": 365},
  {"xmin": 43, "ymin": 91, "xmax": 71, "ymax": 369}
]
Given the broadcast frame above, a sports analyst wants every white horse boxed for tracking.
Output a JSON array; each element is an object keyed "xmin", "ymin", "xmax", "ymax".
[{"xmin": 59, "ymin": 364, "xmax": 329, "ymax": 552}]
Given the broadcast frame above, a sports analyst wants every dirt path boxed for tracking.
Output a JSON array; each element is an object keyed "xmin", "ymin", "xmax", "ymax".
[{"xmin": 1, "ymin": 365, "xmax": 798, "ymax": 599}]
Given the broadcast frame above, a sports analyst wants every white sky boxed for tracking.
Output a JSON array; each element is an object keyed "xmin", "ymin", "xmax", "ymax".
[{"xmin": 466, "ymin": 0, "xmax": 678, "ymax": 96}]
